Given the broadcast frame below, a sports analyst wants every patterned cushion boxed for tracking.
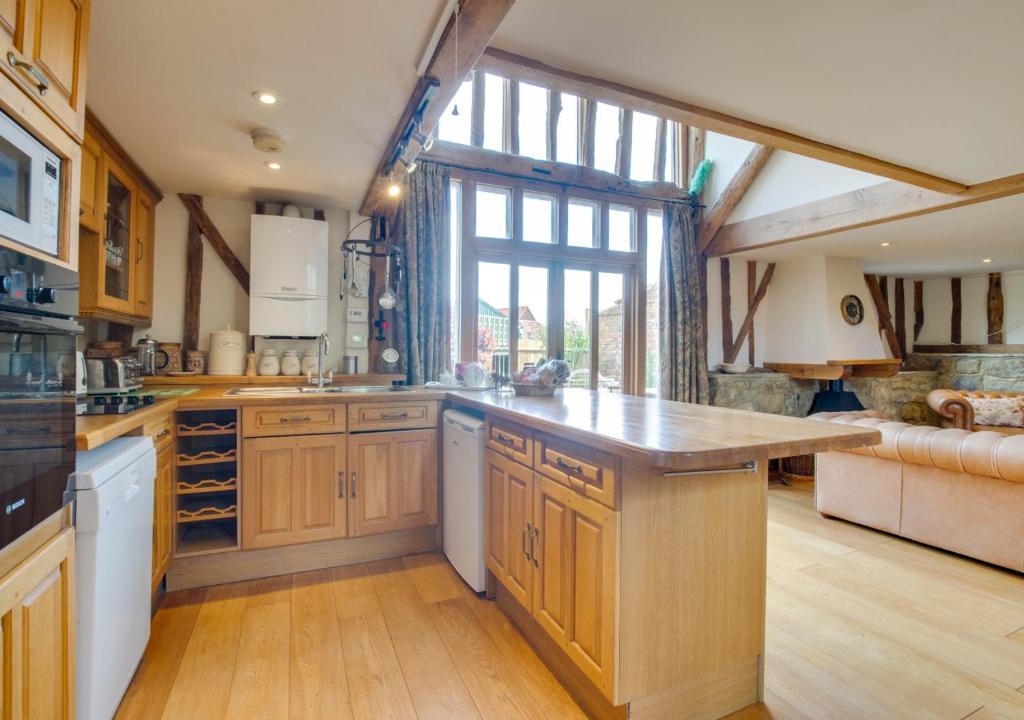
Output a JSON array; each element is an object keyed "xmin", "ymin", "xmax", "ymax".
[{"xmin": 966, "ymin": 397, "xmax": 1024, "ymax": 428}]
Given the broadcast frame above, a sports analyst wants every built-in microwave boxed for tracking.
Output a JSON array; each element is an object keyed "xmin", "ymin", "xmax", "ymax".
[{"xmin": 0, "ymin": 108, "xmax": 61, "ymax": 257}]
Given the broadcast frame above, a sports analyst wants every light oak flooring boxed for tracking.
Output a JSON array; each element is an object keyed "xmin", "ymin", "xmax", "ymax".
[{"xmin": 116, "ymin": 482, "xmax": 1024, "ymax": 720}]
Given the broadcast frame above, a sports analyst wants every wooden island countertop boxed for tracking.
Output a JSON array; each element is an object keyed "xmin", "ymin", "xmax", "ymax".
[{"xmin": 448, "ymin": 387, "xmax": 879, "ymax": 469}]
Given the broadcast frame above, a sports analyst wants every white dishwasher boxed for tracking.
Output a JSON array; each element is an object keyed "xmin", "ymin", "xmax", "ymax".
[
  {"xmin": 442, "ymin": 409, "xmax": 486, "ymax": 591},
  {"xmin": 74, "ymin": 436, "xmax": 156, "ymax": 720}
]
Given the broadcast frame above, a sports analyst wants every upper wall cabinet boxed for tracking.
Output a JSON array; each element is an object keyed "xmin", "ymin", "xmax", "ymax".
[
  {"xmin": 0, "ymin": 0, "xmax": 90, "ymax": 141},
  {"xmin": 78, "ymin": 112, "xmax": 162, "ymax": 326}
]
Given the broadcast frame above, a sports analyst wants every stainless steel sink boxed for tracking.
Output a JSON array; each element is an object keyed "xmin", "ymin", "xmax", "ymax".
[{"xmin": 223, "ymin": 385, "xmax": 409, "ymax": 397}]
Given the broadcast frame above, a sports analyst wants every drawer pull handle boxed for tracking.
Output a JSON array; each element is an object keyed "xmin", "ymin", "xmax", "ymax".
[
  {"xmin": 555, "ymin": 456, "xmax": 584, "ymax": 474},
  {"xmin": 662, "ymin": 461, "xmax": 758, "ymax": 478},
  {"xmin": 380, "ymin": 412, "xmax": 409, "ymax": 420},
  {"xmin": 7, "ymin": 51, "xmax": 48, "ymax": 95},
  {"xmin": 522, "ymin": 523, "xmax": 531, "ymax": 560},
  {"xmin": 531, "ymin": 526, "xmax": 540, "ymax": 567},
  {"xmin": 496, "ymin": 432, "xmax": 516, "ymax": 446},
  {"xmin": 154, "ymin": 428, "xmax": 171, "ymax": 440},
  {"xmin": 280, "ymin": 415, "xmax": 312, "ymax": 423}
]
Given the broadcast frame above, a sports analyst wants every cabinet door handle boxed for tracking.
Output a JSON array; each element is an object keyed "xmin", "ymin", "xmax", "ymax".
[
  {"xmin": 380, "ymin": 412, "xmax": 409, "ymax": 420},
  {"xmin": 522, "ymin": 523, "xmax": 532, "ymax": 561},
  {"xmin": 137, "ymin": 237, "xmax": 144, "ymax": 262},
  {"xmin": 6, "ymin": 51, "xmax": 48, "ymax": 95},
  {"xmin": 280, "ymin": 415, "xmax": 312, "ymax": 423},
  {"xmin": 154, "ymin": 428, "xmax": 171, "ymax": 441},
  {"xmin": 496, "ymin": 432, "xmax": 516, "ymax": 446},
  {"xmin": 555, "ymin": 456, "xmax": 584, "ymax": 474},
  {"xmin": 350, "ymin": 472, "xmax": 357, "ymax": 499},
  {"xmin": 338, "ymin": 470, "xmax": 345, "ymax": 499},
  {"xmin": 531, "ymin": 527, "xmax": 540, "ymax": 567}
]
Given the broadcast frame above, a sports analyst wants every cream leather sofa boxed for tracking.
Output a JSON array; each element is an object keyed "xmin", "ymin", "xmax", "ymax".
[
  {"xmin": 927, "ymin": 389, "xmax": 1024, "ymax": 435},
  {"xmin": 810, "ymin": 411, "xmax": 1024, "ymax": 572}
]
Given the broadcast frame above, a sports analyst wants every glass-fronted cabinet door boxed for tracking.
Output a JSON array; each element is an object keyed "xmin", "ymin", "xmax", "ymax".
[{"xmin": 98, "ymin": 157, "xmax": 136, "ymax": 314}]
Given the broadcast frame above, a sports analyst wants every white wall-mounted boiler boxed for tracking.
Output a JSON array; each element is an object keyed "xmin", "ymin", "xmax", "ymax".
[{"xmin": 249, "ymin": 214, "xmax": 328, "ymax": 337}]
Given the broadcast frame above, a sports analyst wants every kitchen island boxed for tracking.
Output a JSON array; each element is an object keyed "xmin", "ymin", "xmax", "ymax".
[{"xmin": 447, "ymin": 388, "xmax": 879, "ymax": 720}]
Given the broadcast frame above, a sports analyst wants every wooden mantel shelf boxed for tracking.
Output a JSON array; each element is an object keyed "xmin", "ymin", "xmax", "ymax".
[{"xmin": 764, "ymin": 358, "xmax": 902, "ymax": 381}]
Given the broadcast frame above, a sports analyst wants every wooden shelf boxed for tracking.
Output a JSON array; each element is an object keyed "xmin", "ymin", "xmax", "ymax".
[
  {"xmin": 176, "ymin": 420, "xmax": 237, "ymax": 436},
  {"xmin": 764, "ymin": 359, "xmax": 902, "ymax": 381},
  {"xmin": 177, "ymin": 503, "xmax": 237, "ymax": 524},
  {"xmin": 176, "ymin": 448, "xmax": 237, "ymax": 466},
  {"xmin": 176, "ymin": 522, "xmax": 238, "ymax": 557},
  {"xmin": 176, "ymin": 477, "xmax": 237, "ymax": 495}
]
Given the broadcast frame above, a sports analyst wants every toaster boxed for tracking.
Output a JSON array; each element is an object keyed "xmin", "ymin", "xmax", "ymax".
[{"xmin": 85, "ymin": 356, "xmax": 142, "ymax": 394}]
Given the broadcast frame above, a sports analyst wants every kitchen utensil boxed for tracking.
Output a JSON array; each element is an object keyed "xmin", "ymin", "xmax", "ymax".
[
  {"xmin": 85, "ymin": 357, "xmax": 142, "ymax": 393},
  {"xmin": 76, "ymin": 351, "xmax": 87, "ymax": 395},
  {"xmin": 158, "ymin": 342, "xmax": 182, "ymax": 374},
  {"xmin": 245, "ymin": 352, "xmax": 257, "ymax": 377},
  {"xmin": 281, "ymin": 350, "xmax": 301, "ymax": 376},
  {"xmin": 301, "ymin": 350, "xmax": 319, "ymax": 376},
  {"xmin": 340, "ymin": 355, "xmax": 358, "ymax": 374},
  {"xmin": 135, "ymin": 334, "xmax": 170, "ymax": 376},
  {"xmin": 381, "ymin": 347, "xmax": 399, "ymax": 365},
  {"xmin": 207, "ymin": 326, "xmax": 246, "ymax": 375},
  {"xmin": 186, "ymin": 350, "xmax": 205, "ymax": 374},
  {"xmin": 461, "ymin": 362, "xmax": 488, "ymax": 388},
  {"xmin": 258, "ymin": 350, "xmax": 280, "ymax": 376},
  {"xmin": 719, "ymin": 363, "xmax": 752, "ymax": 374},
  {"xmin": 379, "ymin": 252, "xmax": 396, "ymax": 310}
]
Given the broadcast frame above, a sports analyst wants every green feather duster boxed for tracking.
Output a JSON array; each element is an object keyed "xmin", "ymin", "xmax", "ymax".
[{"xmin": 688, "ymin": 158, "xmax": 712, "ymax": 196}]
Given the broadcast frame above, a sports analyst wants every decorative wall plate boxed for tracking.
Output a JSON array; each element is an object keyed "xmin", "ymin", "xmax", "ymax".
[{"xmin": 840, "ymin": 294, "xmax": 865, "ymax": 326}]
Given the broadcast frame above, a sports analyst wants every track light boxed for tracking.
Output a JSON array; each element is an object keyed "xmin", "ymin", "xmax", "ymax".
[
  {"xmin": 412, "ymin": 131, "xmax": 434, "ymax": 152},
  {"xmin": 399, "ymin": 156, "xmax": 418, "ymax": 174},
  {"xmin": 386, "ymin": 171, "xmax": 401, "ymax": 198}
]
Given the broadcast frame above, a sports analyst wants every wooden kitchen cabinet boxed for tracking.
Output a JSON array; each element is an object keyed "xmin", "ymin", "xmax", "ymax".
[
  {"xmin": 0, "ymin": 0, "xmax": 90, "ymax": 140},
  {"xmin": 348, "ymin": 429, "xmax": 437, "ymax": 537},
  {"xmin": 78, "ymin": 112, "xmax": 162, "ymax": 326},
  {"xmin": 151, "ymin": 441, "xmax": 174, "ymax": 593},
  {"xmin": 0, "ymin": 526, "xmax": 75, "ymax": 719},
  {"xmin": 484, "ymin": 449, "xmax": 534, "ymax": 609},
  {"xmin": 242, "ymin": 434, "xmax": 346, "ymax": 550}
]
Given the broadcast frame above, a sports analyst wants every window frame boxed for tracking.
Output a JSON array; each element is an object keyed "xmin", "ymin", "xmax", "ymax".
[{"xmin": 454, "ymin": 168, "xmax": 654, "ymax": 395}]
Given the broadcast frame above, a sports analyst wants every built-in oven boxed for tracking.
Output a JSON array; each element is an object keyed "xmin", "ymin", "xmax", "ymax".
[
  {"xmin": 0, "ymin": 107, "xmax": 61, "ymax": 257},
  {"xmin": 0, "ymin": 246, "xmax": 79, "ymax": 549}
]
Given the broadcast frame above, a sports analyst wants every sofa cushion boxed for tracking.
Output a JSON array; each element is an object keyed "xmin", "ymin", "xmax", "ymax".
[{"xmin": 966, "ymin": 396, "xmax": 1024, "ymax": 428}]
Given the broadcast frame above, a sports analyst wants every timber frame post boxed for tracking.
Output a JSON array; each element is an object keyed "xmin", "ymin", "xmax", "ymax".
[
  {"xmin": 864, "ymin": 274, "xmax": 902, "ymax": 360},
  {"xmin": 722, "ymin": 263, "xmax": 776, "ymax": 365}
]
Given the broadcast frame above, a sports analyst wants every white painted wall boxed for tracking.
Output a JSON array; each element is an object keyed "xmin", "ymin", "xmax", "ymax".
[
  {"xmin": 706, "ymin": 257, "xmax": 772, "ymax": 368},
  {"xmin": 702, "ymin": 132, "xmax": 756, "ymax": 207},
  {"xmin": 762, "ymin": 256, "xmax": 829, "ymax": 364},
  {"xmin": 135, "ymin": 197, "xmax": 366, "ymax": 373},
  {"xmin": 823, "ymin": 257, "xmax": 888, "ymax": 359},
  {"xmin": 912, "ymin": 270, "xmax": 1024, "ymax": 346}
]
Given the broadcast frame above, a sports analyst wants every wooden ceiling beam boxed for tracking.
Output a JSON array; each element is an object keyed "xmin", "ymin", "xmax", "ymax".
[
  {"xmin": 864, "ymin": 274, "xmax": 901, "ymax": 360},
  {"xmin": 698, "ymin": 144, "xmax": 772, "ymax": 254},
  {"xmin": 709, "ymin": 172, "xmax": 1024, "ymax": 256},
  {"xmin": 478, "ymin": 48, "xmax": 968, "ymax": 194},
  {"xmin": 358, "ymin": 0, "xmax": 516, "ymax": 218}
]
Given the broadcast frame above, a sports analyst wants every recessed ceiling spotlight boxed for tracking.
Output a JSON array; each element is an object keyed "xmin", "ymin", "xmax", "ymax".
[
  {"xmin": 265, "ymin": 161, "xmax": 281, "ymax": 170},
  {"xmin": 982, "ymin": 257, "xmax": 993, "ymax": 263},
  {"xmin": 253, "ymin": 91, "xmax": 277, "ymax": 105},
  {"xmin": 880, "ymin": 242, "xmax": 891, "ymax": 247}
]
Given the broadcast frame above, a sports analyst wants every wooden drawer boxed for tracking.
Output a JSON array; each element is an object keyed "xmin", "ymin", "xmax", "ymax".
[
  {"xmin": 535, "ymin": 433, "xmax": 619, "ymax": 509},
  {"xmin": 243, "ymin": 404, "xmax": 346, "ymax": 437},
  {"xmin": 142, "ymin": 413, "xmax": 175, "ymax": 451},
  {"xmin": 347, "ymin": 401, "xmax": 438, "ymax": 432},
  {"xmin": 485, "ymin": 418, "xmax": 533, "ymax": 468}
]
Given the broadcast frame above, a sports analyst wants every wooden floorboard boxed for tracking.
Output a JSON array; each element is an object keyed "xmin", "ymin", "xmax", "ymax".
[{"xmin": 117, "ymin": 483, "xmax": 1024, "ymax": 720}]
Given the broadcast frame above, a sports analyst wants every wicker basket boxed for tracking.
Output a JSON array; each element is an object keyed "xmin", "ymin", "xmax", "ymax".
[
  {"xmin": 511, "ymin": 382, "xmax": 560, "ymax": 397},
  {"xmin": 781, "ymin": 454, "xmax": 815, "ymax": 482}
]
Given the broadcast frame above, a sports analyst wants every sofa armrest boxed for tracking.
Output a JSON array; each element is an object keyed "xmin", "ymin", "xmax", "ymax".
[{"xmin": 927, "ymin": 389, "xmax": 973, "ymax": 430}]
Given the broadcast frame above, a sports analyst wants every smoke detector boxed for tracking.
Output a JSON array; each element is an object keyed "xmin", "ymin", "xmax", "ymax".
[{"xmin": 251, "ymin": 127, "xmax": 285, "ymax": 154}]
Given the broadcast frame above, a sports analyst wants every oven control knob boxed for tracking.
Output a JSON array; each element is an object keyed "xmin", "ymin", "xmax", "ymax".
[
  {"xmin": 33, "ymin": 287, "xmax": 57, "ymax": 304},
  {"xmin": 110, "ymin": 396, "xmax": 124, "ymax": 406},
  {"xmin": 0, "ymin": 276, "xmax": 10, "ymax": 294}
]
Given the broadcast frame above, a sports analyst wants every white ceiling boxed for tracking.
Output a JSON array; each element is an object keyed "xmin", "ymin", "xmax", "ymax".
[
  {"xmin": 493, "ymin": 0, "xmax": 1024, "ymax": 186},
  {"xmin": 86, "ymin": 0, "xmax": 448, "ymax": 210},
  {"xmin": 731, "ymin": 193, "xmax": 1024, "ymax": 278}
]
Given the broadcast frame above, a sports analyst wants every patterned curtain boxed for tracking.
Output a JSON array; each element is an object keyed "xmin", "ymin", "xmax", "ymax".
[
  {"xmin": 659, "ymin": 201, "xmax": 710, "ymax": 403},
  {"xmin": 394, "ymin": 161, "xmax": 451, "ymax": 385}
]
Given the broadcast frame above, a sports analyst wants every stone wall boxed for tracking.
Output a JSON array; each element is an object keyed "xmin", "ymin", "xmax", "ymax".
[
  {"xmin": 904, "ymin": 353, "xmax": 1024, "ymax": 393},
  {"xmin": 709, "ymin": 372, "xmax": 818, "ymax": 417},
  {"xmin": 846, "ymin": 370, "xmax": 938, "ymax": 424}
]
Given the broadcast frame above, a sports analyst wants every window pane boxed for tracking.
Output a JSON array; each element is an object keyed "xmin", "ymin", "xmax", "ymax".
[
  {"xmin": 629, "ymin": 112, "xmax": 658, "ymax": 181},
  {"xmin": 517, "ymin": 81, "xmax": 549, "ymax": 160},
  {"xmin": 567, "ymin": 198, "xmax": 599, "ymax": 248},
  {"xmin": 475, "ymin": 185, "xmax": 511, "ymax": 239},
  {"xmin": 477, "ymin": 262, "xmax": 510, "ymax": 372},
  {"xmin": 556, "ymin": 93, "xmax": 579, "ymax": 165},
  {"xmin": 522, "ymin": 192, "xmax": 556, "ymax": 244},
  {"xmin": 564, "ymin": 269, "xmax": 592, "ymax": 388},
  {"xmin": 645, "ymin": 211, "xmax": 663, "ymax": 397},
  {"xmin": 449, "ymin": 181, "xmax": 462, "ymax": 371},
  {"xmin": 608, "ymin": 204, "xmax": 636, "ymax": 252},
  {"xmin": 483, "ymin": 73, "xmax": 506, "ymax": 152},
  {"xmin": 597, "ymin": 272, "xmax": 624, "ymax": 393},
  {"xmin": 437, "ymin": 77, "xmax": 473, "ymax": 145},
  {"xmin": 593, "ymin": 102, "xmax": 621, "ymax": 173},
  {"xmin": 517, "ymin": 266, "xmax": 549, "ymax": 371},
  {"xmin": 663, "ymin": 121, "xmax": 679, "ymax": 184}
]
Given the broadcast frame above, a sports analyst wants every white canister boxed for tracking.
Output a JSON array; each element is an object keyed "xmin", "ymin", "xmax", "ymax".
[
  {"xmin": 258, "ymin": 350, "xmax": 280, "ymax": 376},
  {"xmin": 301, "ymin": 351, "xmax": 319, "ymax": 377},
  {"xmin": 207, "ymin": 325, "xmax": 247, "ymax": 375},
  {"xmin": 281, "ymin": 350, "xmax": 301, "ymax": 376}
]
